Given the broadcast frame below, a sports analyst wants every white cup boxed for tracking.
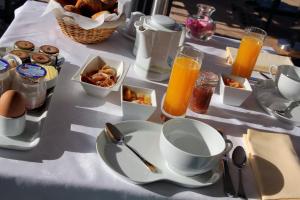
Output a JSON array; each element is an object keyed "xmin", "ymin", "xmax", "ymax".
[
  {"xmin": 0, "ymin": 114, "xmax": 25, "ymax": 137},
  {"xmin": 160, "ymin": 118, "xmax": 232, "ymax": 176},
  {"xmin": 269, "ymin": 65, "xmax": 300, "ymax": 101}
]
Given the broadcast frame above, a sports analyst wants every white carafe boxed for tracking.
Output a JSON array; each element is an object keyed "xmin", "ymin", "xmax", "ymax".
[{"xmin": 134, "ymin": 15, "xmax": 185, "ymax": 81}]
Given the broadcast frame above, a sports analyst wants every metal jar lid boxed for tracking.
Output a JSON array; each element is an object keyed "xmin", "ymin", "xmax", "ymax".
[
  {"xmin": 16, "ymin": 63, "xmax": 46, "ymax": 82},
  {"xmin": 197, "ymin": 71, "xmax": 219, "ymax": 87}
]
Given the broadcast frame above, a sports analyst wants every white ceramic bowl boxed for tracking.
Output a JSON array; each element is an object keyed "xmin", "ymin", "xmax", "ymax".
[
  {"xmin": 271, "ymin": 65, "xmax": 300, "ymax": 101},
  {"xmin": 121, "ymin": 84, "xmax": 157, "ymax": 120},
  {"xmin": 72, "ymin": 55, "xmax": 130, "ymax": 98},
  {"xmin": 160, "ymin": 118, "xmax": 232, "ymax": 176},
  {"xmin": 220, "ymin": 74, "xmax": 252, "ymax": 106},
  {"xmin": 0, "ymin": 114, "xmax": 25, "ymax": 137}
]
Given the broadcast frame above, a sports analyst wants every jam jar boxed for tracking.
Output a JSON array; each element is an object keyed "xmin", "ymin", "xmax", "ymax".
[
  {"xmin": 0, "ymin": 59, "xmax": 11, "ymax": 95},
  {"xmin": 15, "ymin": 64, "xmax": 47, "ymax": 110},
  {"xmin": 186, "ymin": 4, "xmax": 216, "ymax": 41},
  {"xmin": 189, "ymin": 71, "xmax": 219, "ymax": 114}
]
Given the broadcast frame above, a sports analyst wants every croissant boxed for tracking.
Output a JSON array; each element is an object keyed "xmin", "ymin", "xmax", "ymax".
[
  {"xmin": 75, "ymin": 0, "xmax": 103, "ymax": 17},
  {"xmin": 64, "ymin": 5, "xmax": 80, "ymax": 14},
  {"xmin": 101, "ymin": 0, "xmax": 117, "ymax": 11},
  {"xmin": 55, "ymin": 0, "xmax": 77, "ymax": 6}
]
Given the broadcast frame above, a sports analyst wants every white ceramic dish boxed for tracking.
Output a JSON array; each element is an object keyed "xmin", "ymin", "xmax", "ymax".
[
  {"xmin": 121, "ymin": 85, "xmax": 157, "ymax": 120},
  {"xmin": 220, "ymin": 74, "xmax": 252, "ymax": 106},
  {"xmin": 161, "ymin": 118, "xmax": 232, "ymax": 176},
  {"xmin": 72, "ymin": 55, "xmax": 130, "ymax": 98},
  {"xmin": 254, "ymin": 79, "xmax": 300, "ymax": 126},
  {"xmin": 0, "ymin": 114, "xmax": 26, "ymax": 137},
  {"xmin": 269, "ymin": 65, "xmax": 300, "ymax": 101},
  {"xmin": 0, "ymin": 112, "xmax": 46, "ymax": 150},
  {"xmin": 96, "ymin": 120, "xmax": 223, "ymax": 188}
]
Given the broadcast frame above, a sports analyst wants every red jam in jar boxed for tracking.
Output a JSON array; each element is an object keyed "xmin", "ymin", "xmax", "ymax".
[{"xmin": 189, "ymin": 71, "xmax": 219, "ymax": 114}]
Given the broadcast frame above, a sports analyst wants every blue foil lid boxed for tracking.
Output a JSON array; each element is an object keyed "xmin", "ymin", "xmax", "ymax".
[
  {"xmin": 16, "ymin": 63, "xmax": 46, "ymax": 79},
  {"xmin": 0, "ymin": 59, "xmax": 9, "ymax": 73}
]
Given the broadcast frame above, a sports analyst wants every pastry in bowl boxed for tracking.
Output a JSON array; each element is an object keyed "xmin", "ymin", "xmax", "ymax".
[{"xmin": 72, "ymin": 55, "xmax": 130, "ymax": 98}]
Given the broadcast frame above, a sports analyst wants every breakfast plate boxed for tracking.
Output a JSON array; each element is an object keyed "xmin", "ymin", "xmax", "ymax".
[
  {"xmin": 96, "ymin": 120, "xmax": 223, "ymax": 188},
  {"xmin": 254, "ymin": 79, "xmax": 300, "ymax": 126}
]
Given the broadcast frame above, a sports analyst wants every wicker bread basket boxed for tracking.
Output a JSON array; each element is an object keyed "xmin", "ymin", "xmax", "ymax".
[{"xmin": 56, "ymin": 16, "xmax": 121, "ymax": 44}]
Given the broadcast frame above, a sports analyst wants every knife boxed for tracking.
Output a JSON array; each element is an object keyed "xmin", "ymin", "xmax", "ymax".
[{"xmin": 219, "ymin": 130, "xmax": 236, "ymax": 197}]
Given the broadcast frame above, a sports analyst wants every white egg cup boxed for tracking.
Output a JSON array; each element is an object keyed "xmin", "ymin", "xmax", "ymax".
[{"xmin": 0, "ymin": 114, "xmax": 26, "ymax": 137}]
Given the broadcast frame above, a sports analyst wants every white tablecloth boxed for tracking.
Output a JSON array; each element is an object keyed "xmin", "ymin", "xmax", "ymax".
[{"xmin": 0, "ymin": 1, "xmax": 299, "ymax": 200}]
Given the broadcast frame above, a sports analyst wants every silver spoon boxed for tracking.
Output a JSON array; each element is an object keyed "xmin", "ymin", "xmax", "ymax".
[
  {"xmin": 105, "ymin": 123, "xmax": 157, "ymax": 173},
  {"xmin": 218, "ymin": 131, "xmax": 236, "ymax": 197},
  {"xmin": 274, "ymin": 101, "xmax": 300, "ymax": 118},
  {"xmin": 232, "ymin": 146, "xmax": 247, "ymax": 199}
]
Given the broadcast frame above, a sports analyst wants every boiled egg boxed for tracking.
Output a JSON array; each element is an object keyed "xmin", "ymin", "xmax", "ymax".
[{"xmin": 0, "ymin": 90, "xmax": 26, "ymax": 118}]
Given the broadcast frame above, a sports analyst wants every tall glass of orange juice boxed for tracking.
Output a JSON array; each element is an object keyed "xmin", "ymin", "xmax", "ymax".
[
  {"xmin": 232, "ymin": 27, "xmax": 267, "ymax": 78},
  {"xmin": 162, "ymin": 45, "xmax": 204, "ymax": 118}
]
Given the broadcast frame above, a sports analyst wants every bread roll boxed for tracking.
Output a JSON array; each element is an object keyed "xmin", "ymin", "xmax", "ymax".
[
  {"xmin": 91, "ymin": 10, "xmax": 110, "ymax": 20},
  {"xmin": 101, "ymin": 0, "xmax": 117, "ymax": 10},
  {"xmin": 75, "ymin": 0, "xmax": 103, "ymax": 17},
  {"xmin": 64, "ymin": 5, "xmax": 80, "ymax": 14},
  {"xmin": 100, "ymin": 0, "xmax": 117, "ymax": 6},
  {"xmin": 55, "ymin": 0, "xmax": 77, "ymax": 6}
]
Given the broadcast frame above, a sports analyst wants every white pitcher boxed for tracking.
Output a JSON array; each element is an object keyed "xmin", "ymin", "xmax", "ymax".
[{"xmin": 134, "ymin": 15, "xmax": 185, "ymax": 81}]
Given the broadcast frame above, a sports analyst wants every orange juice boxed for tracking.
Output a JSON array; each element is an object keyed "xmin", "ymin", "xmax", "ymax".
[
  {"xmin": 163, "ymin": 56, "xmax": 201, "ymax": 116},
  {"xmin": 232, "ymin": 36, "xmax": 263, "ymax": 78}
]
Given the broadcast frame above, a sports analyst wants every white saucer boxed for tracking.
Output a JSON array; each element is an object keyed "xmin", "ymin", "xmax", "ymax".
[
  {"xmin": 96, "ymin": 120, "xmax": 223, "ymax": 188},
  {"xmin": 0, "ymin": 112, "xmax": 46, "ymax": 150},
  {"xmin": 254, "ymin": 79, "xmax": 300, "ymax": 126}
]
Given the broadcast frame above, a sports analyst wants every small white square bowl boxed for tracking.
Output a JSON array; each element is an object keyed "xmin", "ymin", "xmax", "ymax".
[
  {"xmin": 71, "ymin": 55, "xmax": 130, "ymax": 98},
  {"xmin": 121, "ymin": 84, "xmax": 157, "ymax": 120},
  {"xmin": 220, "ymin": 74, "xmax": 252, "ymax": 106}
]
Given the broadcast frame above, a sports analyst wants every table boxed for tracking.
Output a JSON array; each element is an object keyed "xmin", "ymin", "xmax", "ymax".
[{"xmin": 0, "ymin": 1, "xmax": 299, "ymax": 199}]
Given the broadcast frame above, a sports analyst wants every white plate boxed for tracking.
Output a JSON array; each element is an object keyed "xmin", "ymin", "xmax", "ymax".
[
  {"xmin": 96, "ymin": 120, "xmax": 223, "ymax": 188},
  {"xmin": 0, "ymin": 111, "xmax": 46, "ymax": 150},
  {"xmin": 254, "ymin": 79, "xmax": 300, "ymax": 126}
]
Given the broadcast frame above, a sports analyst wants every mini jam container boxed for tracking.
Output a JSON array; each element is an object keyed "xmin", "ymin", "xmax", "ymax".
[
  {"xmin": 15, "ymin": 64, "xmax": 47, "ymax": 110},
  {"xmin": 39, "ymin": 45, "xmax": 60, "ymax": 65},
  {"xmin": 14, "ymin": 40, "xmax": 35, "ymax": 51},
  {"xmin": 39, "ymin": 45, "xmax": 59, "ymax": 57},
  {"xmin": 0, "ymin": 59, "xmax": 11, "ymax": 95},
  {"xmin": 189, "ymin": 71, "xmax": 219, "ymax": 114},
  {"xmin": 30, "ymin": 52, "xmax": 52, "ymax": 65}
]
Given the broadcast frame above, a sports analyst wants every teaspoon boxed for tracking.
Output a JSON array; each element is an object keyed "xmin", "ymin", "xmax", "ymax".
[
  {"xmin": 105, "ymin": 123, "xmax": 157, "ymax": 173},
  {"xmin": 274, "ymin": 101, "xmax": 300, "ymax": 118},
  {"xmin": 232, "ymin": 146, "xmax": 247, "ymax": 199}
]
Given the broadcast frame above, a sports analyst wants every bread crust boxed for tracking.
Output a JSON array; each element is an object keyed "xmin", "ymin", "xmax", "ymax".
[
  {"xmin": 55, "ymin": 0, "xmax": 77, "ymax": 6},
  {"xmin": 91, "ymin": 10, "xmax": 110, "ymax": 20},
  {"xmin": 75, "ymin": 0, "xmax": 103, "ymax": 17},
  {"xmin": 64, "ymin": 5, "xmax": 81, "ymax": 14}
]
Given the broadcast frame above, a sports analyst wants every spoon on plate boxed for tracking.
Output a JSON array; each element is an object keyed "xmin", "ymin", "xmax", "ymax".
[
  {"xmin": 105, "ymin": 123, "xmax": 157, "ymax": 173},
  {"xmin": 274, "ymin": 101, "xmax": 300, "ymax": 118},
  {"xmin": 232, "ymin": 146, "xmax": 247, "ymax": 199}
]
